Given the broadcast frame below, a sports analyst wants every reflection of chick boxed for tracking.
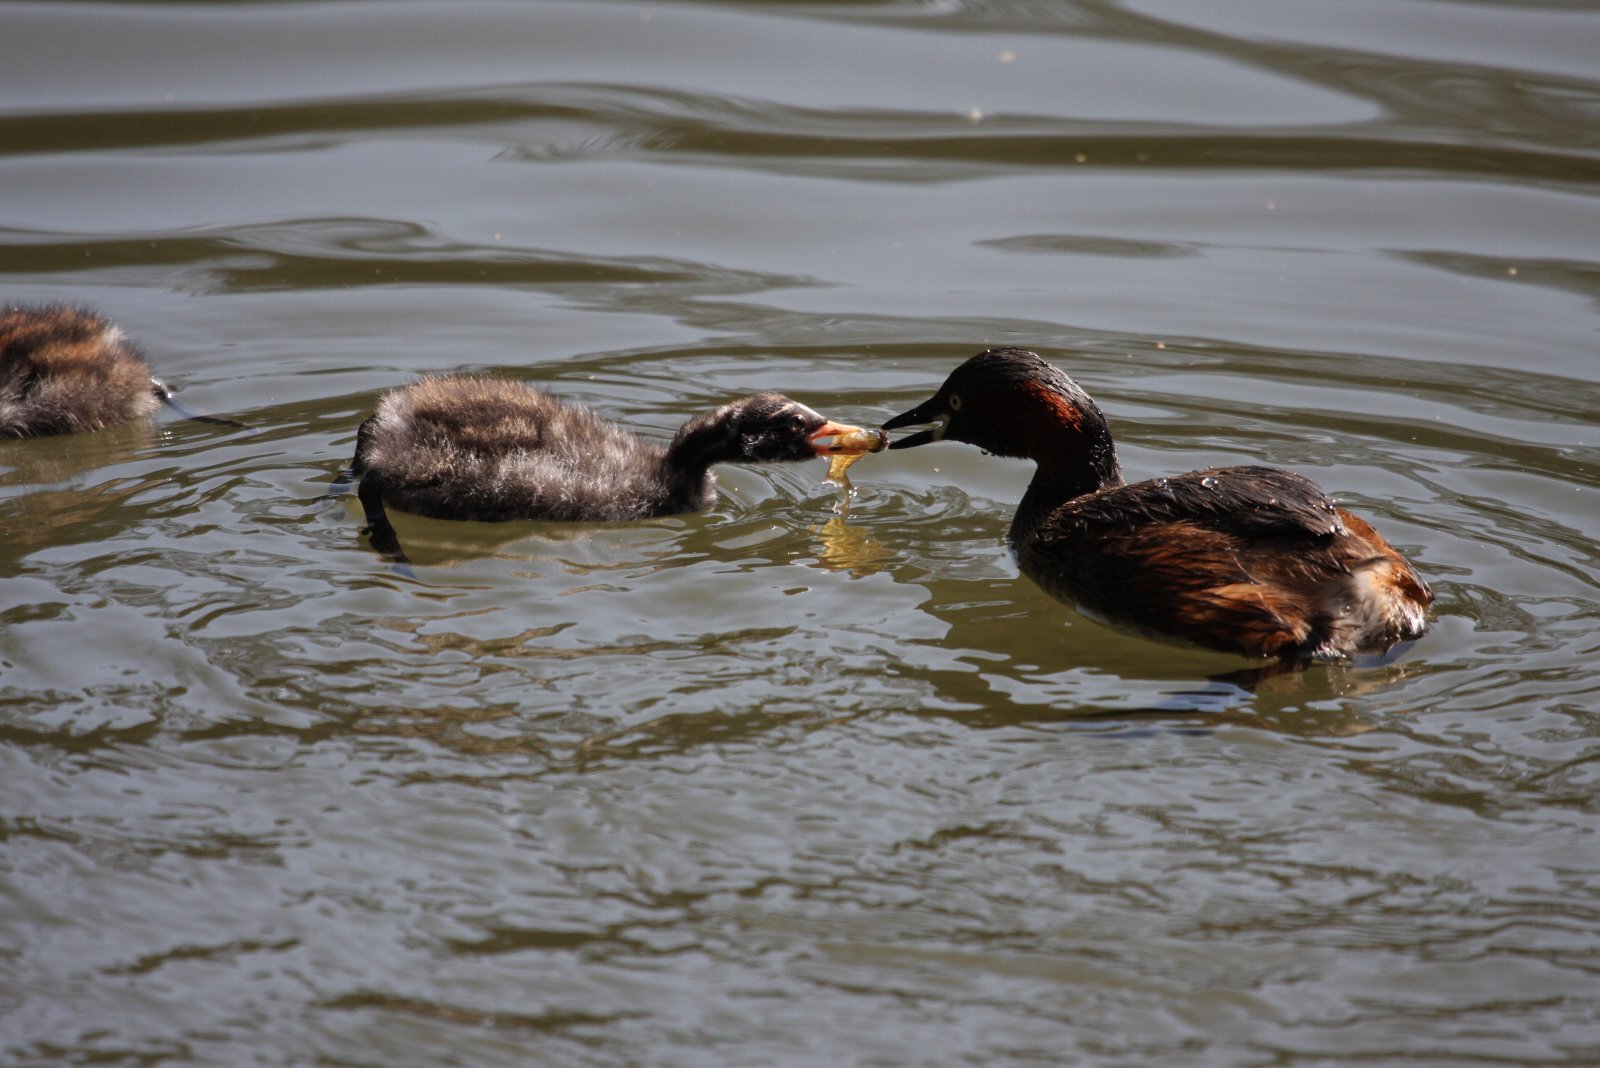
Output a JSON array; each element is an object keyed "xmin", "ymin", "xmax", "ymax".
[
  {"xmin": 1, "ymin": 478, "xmax": 145, "ymax": 552},
  {"xmin": 1, "ymin": 305, "xmax": 162, "ymax": 438}
]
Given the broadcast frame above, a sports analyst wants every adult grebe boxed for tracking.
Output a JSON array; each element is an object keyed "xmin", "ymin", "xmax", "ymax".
[{"xmin": 883, "ymin": 348, "xmax": 1432, "ymax": 661}]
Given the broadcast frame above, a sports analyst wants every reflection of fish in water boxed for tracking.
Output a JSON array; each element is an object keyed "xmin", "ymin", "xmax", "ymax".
[
  {"xmin": 1, "ymin": 304, "xmax": 243, "ymax": 437},
  {"xmin": 811, "ymin": 515, "xmax": 895, "ymax": 578}
]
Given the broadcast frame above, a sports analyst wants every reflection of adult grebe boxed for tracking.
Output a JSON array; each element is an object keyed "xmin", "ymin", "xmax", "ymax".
[
  {"xmin": 884, "ymin": 348, "xmax": 1433, "ymax": 662},
  {"xmin": 347, "ymin": 375, "xmax": 883, "ymax": 558},
  {"xmin": 1, "ymin": 304, "xmax": 239, "ymax": 437}
]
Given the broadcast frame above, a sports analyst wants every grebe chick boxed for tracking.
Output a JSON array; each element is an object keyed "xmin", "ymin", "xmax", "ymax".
[
  {"xmin": 883, "ymin": 348, "xmax": 1433, "ymax": 662},
  {"xmin": 1, "ymin": 305, "xmax": 163, "ymax": 438},
  {"xmin": 0, "ymin": 304, "xmax": 241, "ymax": 438},
  {"xmin": 347, "ymin": 375, "xmax": 883, "ymax": 555}
]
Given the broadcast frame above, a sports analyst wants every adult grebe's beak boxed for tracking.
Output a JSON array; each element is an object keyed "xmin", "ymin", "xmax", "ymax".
[
  {"xmin": 881, "ymin": 397, "xmax": 949, "ymax": 450},
  {"xmin": 807, "ymin": 421, "xmax": 889, "ymax": 456}
]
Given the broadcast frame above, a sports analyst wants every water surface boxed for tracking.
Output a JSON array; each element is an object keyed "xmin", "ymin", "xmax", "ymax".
[{"xmin": 3, "ymin": 2, "xmax": 1599, "ymax": 1065}]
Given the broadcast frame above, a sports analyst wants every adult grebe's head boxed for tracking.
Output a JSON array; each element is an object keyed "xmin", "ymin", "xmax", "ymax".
[{"xmin": 882, "ymin": 348, "xmax": 1122, "ymax": 491}]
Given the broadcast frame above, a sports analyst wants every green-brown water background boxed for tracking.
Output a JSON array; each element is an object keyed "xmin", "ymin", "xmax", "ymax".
[{"xmin": 3, "ymin": 2, "xmax": 1599, "ymax": 1064}]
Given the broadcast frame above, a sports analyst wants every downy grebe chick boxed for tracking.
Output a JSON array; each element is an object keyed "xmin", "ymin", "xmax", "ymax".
[
  {"xmin": 350, "ymin": 374, "xmax": 883, "ymax": 528},
  {"xmin": 2, "ymin": 305, "xmax": 162, "ymax": 438},
  {"xmin": 883, "ymin": 348, "xmax": 1433, "ymax": 662}
]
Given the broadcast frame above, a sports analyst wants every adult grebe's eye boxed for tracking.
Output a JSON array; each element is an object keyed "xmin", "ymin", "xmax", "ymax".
[{"xmin": 948, "ymin": 393, "xmax": 963, "ymax": 412}]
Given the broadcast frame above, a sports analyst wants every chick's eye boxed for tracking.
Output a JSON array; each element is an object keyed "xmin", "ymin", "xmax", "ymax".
[{"xmin": 788, "ymin": 414, "xmax": 808, "ymax": 434}]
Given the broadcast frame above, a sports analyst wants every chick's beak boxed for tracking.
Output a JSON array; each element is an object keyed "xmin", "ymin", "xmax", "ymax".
[
  {"xmin": 806, "ymin": 420, "xmax": 888, "ymax": 456},
  {"xmin": 881, "ymin": 397, "xmax": 949, "ymax": 450}
]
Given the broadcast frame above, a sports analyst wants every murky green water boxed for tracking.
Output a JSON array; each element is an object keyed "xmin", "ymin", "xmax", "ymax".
[{"xmin": 3, "ymin": 2, "xmax": 1599, "ymax": 1064}]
